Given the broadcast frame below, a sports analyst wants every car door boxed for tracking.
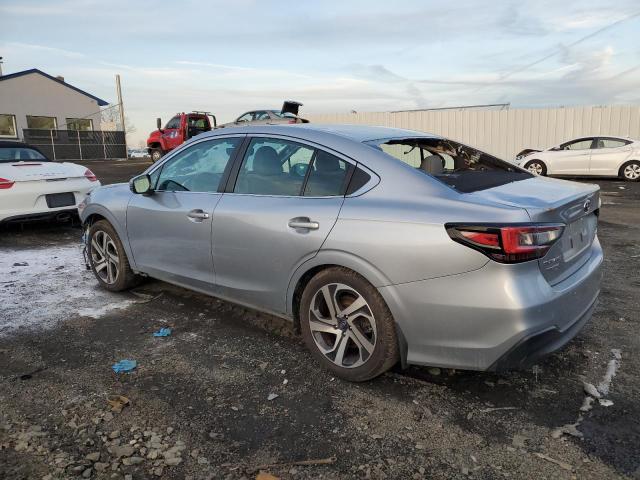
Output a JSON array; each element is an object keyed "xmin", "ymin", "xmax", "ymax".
[
  {"xmin": 127, "ymin": 136, "xmax": 243, "ymax": 291},
  {"xmin": 211, "ymin": 135, "xmax": 352, "ymax": 314},
  {"xmin": 589, "ymin": 137, "xmax": 632, "ymax": 176},
  {"xmin": 162, "ymin": 115, "xmax": 183, "ymax": 151},
  {"xmin": 551, "ymin": 138, "xmax": 595, "ymax": 175}
]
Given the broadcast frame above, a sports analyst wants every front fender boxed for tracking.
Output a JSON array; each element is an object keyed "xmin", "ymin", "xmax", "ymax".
[{"xmin": 81, "ymin": 202, "xmax": 138, "ymax": 271}]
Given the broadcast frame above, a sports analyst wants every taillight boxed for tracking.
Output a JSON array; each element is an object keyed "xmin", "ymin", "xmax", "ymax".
[
  {"xmin": 288, "ymin": 120, "xmax": 296, "ymax": 124},
  {"xmin": 446, "ymin": 224, "xmax": 565, "ymax": 263},
  {"xmin": 84, "ymin": 169, "xmax": 98, "ymax": 182},
  {"xmin": 0, "ymin": 177, "xmax": 15, "ymax": 189}
]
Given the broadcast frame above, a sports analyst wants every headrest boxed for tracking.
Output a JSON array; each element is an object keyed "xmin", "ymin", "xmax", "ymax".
[
  {"xmin": 315, "ymin": 152, "xmax": 341, "ymax": 172},
  {"xmin": 253, "ymin": 146, "xmax": 281, "ymax": 175},
  {"xmin": 420, "ymin": 154, "xmax": 444, "ymax": 175}
]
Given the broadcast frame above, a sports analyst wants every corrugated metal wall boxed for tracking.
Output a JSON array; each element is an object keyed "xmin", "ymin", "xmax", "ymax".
[{"xmin": 306, "ymin": 105, "xmax": 640, "ymax": 160}]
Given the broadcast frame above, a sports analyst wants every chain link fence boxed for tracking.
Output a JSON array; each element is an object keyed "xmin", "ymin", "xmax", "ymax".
[{"xmin": 22, "ymin": 129, "xmax": 126, "ymax": 161}]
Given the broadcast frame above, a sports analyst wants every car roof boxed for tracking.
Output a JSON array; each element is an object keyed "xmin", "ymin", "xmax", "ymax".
[{"xmin": 206, "ymin": 123, "xmax": 440, "ymax": 143}]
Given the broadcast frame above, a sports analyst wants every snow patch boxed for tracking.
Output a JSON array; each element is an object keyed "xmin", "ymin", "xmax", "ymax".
[{"xmin": 0, "ymin": 243, "xmax": 135, "ymax": 337}]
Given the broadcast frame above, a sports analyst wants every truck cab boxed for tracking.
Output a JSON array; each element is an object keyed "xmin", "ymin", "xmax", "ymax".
[{"xmin": 146, "ymin": 112, "xmax": 217, "ymax": 162}]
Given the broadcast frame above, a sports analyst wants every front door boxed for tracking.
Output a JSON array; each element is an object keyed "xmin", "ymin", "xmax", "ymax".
[
  {"xmin": 552, "ymin": 137, "xmax": 594, "ymax": 175},
  {"xmin": 212, "ymin": 136, "xmax": 352, "ymax": 314},
  {"xmin": 163, "ymin": 115, "xmax": 184, "ymax": 151},
  {"xmin": 127, "ymin": 136, "xmax": 243, "ymax": 291}
]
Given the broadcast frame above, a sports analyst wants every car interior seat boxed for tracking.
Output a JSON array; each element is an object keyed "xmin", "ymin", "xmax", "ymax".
[
  {"xmin": 419, "ymin": 154, "xmax": 445, "ymax": 175},
  {"xmin": 305, "ymin": 151, "xmax": 345, "ymax": 196}
]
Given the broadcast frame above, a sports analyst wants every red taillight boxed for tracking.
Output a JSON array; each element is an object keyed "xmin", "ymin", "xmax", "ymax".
[
  {"xmin": 447, "ymin": 224, "xmax": 565, "ymax": 263},
  {"xmin": 84, "ymin": 169, "xmax": 98, "ymax": 182},
  {"xmin": 288, "ymin": 120, "xmax": 296, "ymax": 124},
  {"xmin": 0, "ymin": 177, "xmax": 15, "ymax": 189}
]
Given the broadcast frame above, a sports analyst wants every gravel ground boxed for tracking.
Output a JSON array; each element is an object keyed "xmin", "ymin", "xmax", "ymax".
[{"xmin": 0, "ymin": 160, "xmax": 638, "ymax": 480}]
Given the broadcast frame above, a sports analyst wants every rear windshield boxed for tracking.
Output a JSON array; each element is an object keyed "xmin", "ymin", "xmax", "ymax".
[
  {"xmin": 270, "ymin": 111, "xmax": 297, "ymax": 119},
  {"xmin": 366, "ymin": 137, "xmax": 531, "ymax": 193},
  {"xmin": 0, "ymin": 147, "xmax": 49, "ymax": 163}
]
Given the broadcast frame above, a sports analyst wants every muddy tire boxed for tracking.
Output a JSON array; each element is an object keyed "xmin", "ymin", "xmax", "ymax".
[
  {"xmin": 619, "ymin": 160, "xmax": 640, "ymax": 181},
  {"xmin": 524, "ymin": 159, "xmax": 547, "ymax": 176},
  {"xmin": 150, "ymin": 148, "xmax": 164, "ymax": 163},
  {"xmin": 88, "ymin": 220, "xmax": 139, "ymax": 292},
  {"xmin": 300, "ymin": 267, "xmax": 399, "ymax": 382}
]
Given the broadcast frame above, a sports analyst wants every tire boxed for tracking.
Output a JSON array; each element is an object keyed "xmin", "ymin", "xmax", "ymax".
[
  {"xmin": 88, "ymin": 220, "xmax": 139, "ymax": 292},
  {"xmin": 299, "ymin": 267, "xmax": 399, "ymax": 382},
  {"xmin": 524, "ymin": 159, "xmax": 547, "ymax": 176},
  {"xmin": 619, "ymin": 160, "xmax": 640, "ymax": 181},
  {"xmin": 150, "ymin": 148, "xmax": 164, "ymax": 163}
]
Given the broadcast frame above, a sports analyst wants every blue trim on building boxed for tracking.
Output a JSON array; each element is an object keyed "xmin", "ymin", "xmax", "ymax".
[{"xmin": 0, "ymin": 68, "xmax": 110, "ymax": 106}]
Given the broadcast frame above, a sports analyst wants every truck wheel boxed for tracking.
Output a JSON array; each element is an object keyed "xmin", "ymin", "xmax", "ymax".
[{"xmin": 150, "ymin": 149, "xmax": 164, "ymax": 163}]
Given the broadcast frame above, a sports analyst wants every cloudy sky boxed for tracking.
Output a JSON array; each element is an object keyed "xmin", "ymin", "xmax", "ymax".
[{"xmin": 2, "ymin": 0, "xmax": 639, "ymax": 145}]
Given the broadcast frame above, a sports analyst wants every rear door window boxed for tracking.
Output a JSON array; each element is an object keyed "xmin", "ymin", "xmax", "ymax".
[
  {"xmin": 303, "ymin": 150, "xmax": 350, "ymax": 197},
  {"xmin": 596, "ymin": 138, "xmax": 630, "ymax": 149}
]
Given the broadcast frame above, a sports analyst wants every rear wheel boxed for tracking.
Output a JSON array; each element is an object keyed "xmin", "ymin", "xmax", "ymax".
[
  {"xmin": 524, "ymin": 159, "xmax": 547, "ymax": 176},
  {"xmin": 300, "ymin": 267, "xmax": 399, "ymax": 382},
  {"xmin": 620, "ymin": 160, "xmax": 640, "ymax": 181},
  {"xmin": 150, "ymin": 148, "xmax": 164, "ymax": 163},
  {"xmin": 88, "ymin": 220, "xmax": 139, "ymax": 291}
]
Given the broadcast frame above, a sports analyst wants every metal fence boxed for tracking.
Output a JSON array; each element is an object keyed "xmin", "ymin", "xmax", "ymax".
[
  {"xmin": 22, "ymin": 129, "xmax": 127, "ymax": 161},
  {"xmin": 306, "ymin": 105, "xmax": 640, "ymax": 160}
]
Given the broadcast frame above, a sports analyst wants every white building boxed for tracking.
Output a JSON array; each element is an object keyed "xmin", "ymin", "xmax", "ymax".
[{"xmin": 0, "ymin": 68, "xmax": 108, "ymax": 141}]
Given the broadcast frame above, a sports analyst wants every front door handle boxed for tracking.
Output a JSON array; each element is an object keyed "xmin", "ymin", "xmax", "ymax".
[
  {"xmin": 288, "ymin": 217, "xmax": 319, "ymax": 230},
  {"xmin": 187, "ymin": 209, "xmax": 210, "ymax": 221}
]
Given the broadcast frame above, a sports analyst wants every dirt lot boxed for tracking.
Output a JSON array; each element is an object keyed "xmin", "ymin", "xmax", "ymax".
[{"xmin": 1, "ymin": 159, "xmax": 638, "ymax": 480}]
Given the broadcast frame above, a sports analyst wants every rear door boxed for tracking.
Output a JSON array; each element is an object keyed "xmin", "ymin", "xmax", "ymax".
[
  {"xmin": 589, "ymin": 137, "xmax": 632, "ymax": 176},
  {"xmin": 127, "ymin": 136, "xmax": 243, "ymax": 291},
  {"xmin": 211, "ymin": 135, "xmax": 352, "ymax": 314},
  {"xmin": 552, "ymin": 138, "xmax": 595, "ymax": 175}
]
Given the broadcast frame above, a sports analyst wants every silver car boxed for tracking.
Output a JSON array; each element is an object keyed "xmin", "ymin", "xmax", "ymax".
[
  {"xmin": 515, "ymin": 135, "xmax": 640, "ymax": 181},
  {"xmin": 79, "ymin": 125, "xmax": 603, "ymax": 381}
]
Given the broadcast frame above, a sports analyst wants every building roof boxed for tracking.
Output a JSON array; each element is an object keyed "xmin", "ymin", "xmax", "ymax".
[{"xmin": 0, "ymin": 68, "xmax": 109, "ymax": 106}]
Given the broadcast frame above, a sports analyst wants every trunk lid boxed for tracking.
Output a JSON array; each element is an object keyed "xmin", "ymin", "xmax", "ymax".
[
  {"xmin": 0, "ymin": 161, "xmax": 84, "ymax": 182},
  {"xmin": 468, "ymin": 176, "xmax": 600, "ymax": 285}
]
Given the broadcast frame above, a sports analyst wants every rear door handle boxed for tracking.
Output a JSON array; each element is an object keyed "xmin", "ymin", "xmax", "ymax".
[
  {"xmin": 187, "ymin": 209, "xmax": 210, "ymax": 221},
  {"xmin": 288, "ymin": 217, "xmax": 319, "ymax": 230}
]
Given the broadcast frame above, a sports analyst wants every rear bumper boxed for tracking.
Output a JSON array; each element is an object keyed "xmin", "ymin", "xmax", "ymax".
[
  {"xmin": 0, "ymin": 208, "xmax": 78, "ymax": 225},
  {"xmin": 378, "ymin": 237, "xmax": 603, "ymax": 371}
]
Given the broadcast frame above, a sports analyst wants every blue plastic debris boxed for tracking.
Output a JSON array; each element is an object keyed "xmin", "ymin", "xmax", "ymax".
[
  {"xmin": 153, "ymin": 328, "xmax": 172, "ymax": 337},
  {"xmin": 112, "ymin": 359, "xmax": 137, "ymax": 373}
]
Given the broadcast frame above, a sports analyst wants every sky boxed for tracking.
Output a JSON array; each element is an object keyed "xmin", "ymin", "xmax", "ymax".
[{"xmin": 2, "ymin": 0, "xmax": 640, "ymax": 146}]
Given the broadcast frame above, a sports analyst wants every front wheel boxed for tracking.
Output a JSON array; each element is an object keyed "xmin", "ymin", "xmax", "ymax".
[
  {"xmin": 300, "ymin": 267, "xmax": 399, "ymax": 382},
  {"xmin": 524, "ymin": 159, "xmax": 547, "ymax": 176},
  {"xmin": 88, "ymin": 220, "xmax": 140, "ymax": 291},
  {"xmin": 620, "ymin": 160, "xmax": 640, "ymax": 181},
  {"xmin": 150, "ymin": 148, "xmax": 164, "ymax": 163}
]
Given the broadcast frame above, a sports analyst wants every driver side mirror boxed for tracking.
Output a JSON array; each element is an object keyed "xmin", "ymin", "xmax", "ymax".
[
  {"xmin": 156, "ymin": 118, "xmax": 163, "ymax": 131},
  {"xmin": 130, "ymin": 174, "xmax": 153, "ymax": 195}
]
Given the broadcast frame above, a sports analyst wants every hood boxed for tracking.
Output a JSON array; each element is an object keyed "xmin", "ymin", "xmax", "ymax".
[{"xmin": 0, "ymin": 161, "xmax": 87, "ymax": 182}]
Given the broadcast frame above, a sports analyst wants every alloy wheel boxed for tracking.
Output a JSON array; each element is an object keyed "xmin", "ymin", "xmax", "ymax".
[
  {"xmin": 307, "ymin": 283, "xmax": 377, "ymax": 369},
  {"xmin": 527, "ymin": 162, "xmax": 544, "ymax": 175},
  {"xmin": 90, "ymin": 230, "xmax": 120, "ymax": 285},
  {"xmin": 623, "ymin": 163, "xmax": 640, "ymax": 180}
]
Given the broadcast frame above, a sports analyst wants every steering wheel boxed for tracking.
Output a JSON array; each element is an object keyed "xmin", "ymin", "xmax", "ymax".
[{"xmin": 291, "ymin": 163, "xmax": 308, "ymax": 177}]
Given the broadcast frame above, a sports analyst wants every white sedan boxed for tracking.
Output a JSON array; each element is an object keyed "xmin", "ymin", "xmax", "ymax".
[
  {"xmin": 0, "ymin": 141, "xmax": 101, "ymax": 224},
  {"xmin": 515, "ymin": 136, "xmax": 640, "ymax": 181}
]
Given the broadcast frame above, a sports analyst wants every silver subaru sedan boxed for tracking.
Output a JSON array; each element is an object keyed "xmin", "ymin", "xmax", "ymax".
[{"xmin": 79, "ymin": 125, "xmax": 603, "ymax": 381}]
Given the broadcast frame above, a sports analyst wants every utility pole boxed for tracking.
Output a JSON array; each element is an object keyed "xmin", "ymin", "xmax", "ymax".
[
  {"xmin": 115, "ymin": 74, "xmax": 127, "ymax": 154},
  {"xmin": 0, "ymin": 57, "xmax": 4, "ymax": 76}
]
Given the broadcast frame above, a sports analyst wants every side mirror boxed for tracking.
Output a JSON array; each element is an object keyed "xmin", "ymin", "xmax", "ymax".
[
  {"xmin": 156, "ymin": 118, "xmax": 162, "ymax": 130},
  {"xmin": 130, "ymin": 174, "xmax": 153, "ymax": 195}
]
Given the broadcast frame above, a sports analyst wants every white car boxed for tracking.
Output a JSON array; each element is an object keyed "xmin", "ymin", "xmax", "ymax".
[
  {"xmin": 0, "ymin": 141, "xmax": 101, "ymax": 224},
  {"xmin": 515, "ymin": 136, "xmax": 640, "ymax": 181}
]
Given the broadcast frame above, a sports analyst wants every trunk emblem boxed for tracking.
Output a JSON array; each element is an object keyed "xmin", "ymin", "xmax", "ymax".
[{"xmin": 583, "ymin": 199, "xmax": 591, "ymax": 212}]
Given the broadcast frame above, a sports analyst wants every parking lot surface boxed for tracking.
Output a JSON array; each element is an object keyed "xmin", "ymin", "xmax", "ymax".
[{"xmin": 1, "ymin": 159, "xmax": 638, "ymax": 479}]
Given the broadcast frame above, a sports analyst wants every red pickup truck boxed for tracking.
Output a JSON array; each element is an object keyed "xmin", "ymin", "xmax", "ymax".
[{"xmin": 146, "ymin": 111, "xmax": 217, "ymax": 162}]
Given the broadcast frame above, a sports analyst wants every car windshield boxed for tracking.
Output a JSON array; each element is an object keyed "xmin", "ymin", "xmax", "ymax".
[
  {"xmin": 366, "ymin": 137, "xmax": 531, "ymax": 193},
  {"xmin": 270, "ymin": 111, "xmax": 296, "ymax": 119},
  {"xmin": 0, "ymin": 147, "xmax": 49, "ymax": 163}
]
